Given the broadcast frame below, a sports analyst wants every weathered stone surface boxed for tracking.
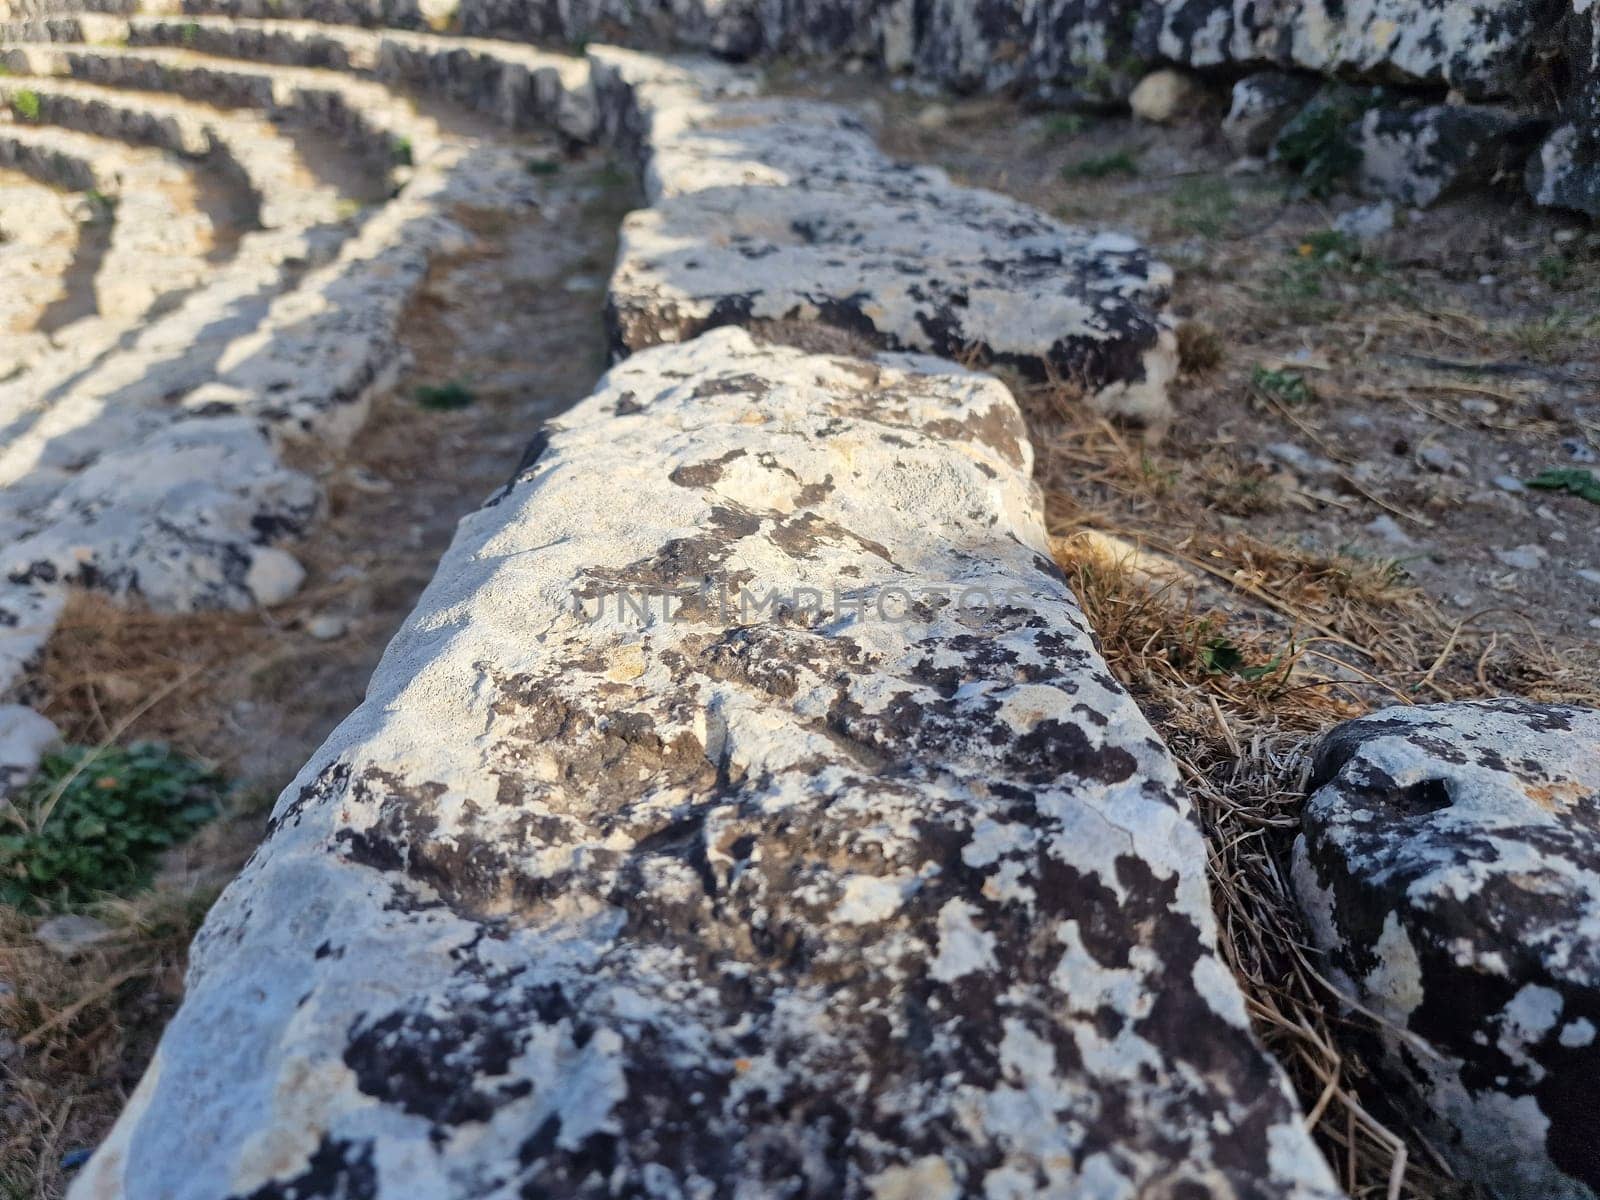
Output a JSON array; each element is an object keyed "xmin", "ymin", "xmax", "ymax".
[
  {"xmin": 0, "ymin": 705, "xmax": 59, "ymax": 802},
  {"xmin": 1293, "ymin": 699, "xmax": 1600, "ymax": 1200},
  {"xmin": 74, "ymin": 327, "xmax": 1339, "ymax": 1199},
  {"xmin": 1222, "ymin": 70, "xmax": 1318, "ymax": 156},
  {"xmin": 1354, "ymin": 103, "xmax": 1547, "ymax": 207},
  {"xmin": 0, "ymin": 122, "xmax": 216, "ymax": 323},
  {"xmin": 595, "ymin": 48, "xmax": 1177, "ymax": 425},
  {"xmin": 95, "ymin": 14, "xmax": 598, "ymax": 139},
  {"xmin": 1528, "ymin": 122, "xmax": 1600, "ymax": 217},
  {"xmin": 3, "ymin": 416, "xmax": 319, "ymax": 610},
  {"xmin": 1142, "ymin": 0, "xmax": 1554, "ymax": 98},
  {"xmin": 0, "ymin": 70, "xmax": 339, "ymax": 228},
  {"xmin": 1528, "ymin": 3, "xmax": 1600, "ymax": 216}
]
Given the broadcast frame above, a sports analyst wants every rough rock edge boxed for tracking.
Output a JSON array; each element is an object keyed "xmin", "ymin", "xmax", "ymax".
[
  {"xmin": 1293, "ymin": 699, "xmax": 1600, "ymax": 1200},
  {"xmin": 589, "ymin": 45, "xmax": 1178, "ymax": 427},
  {"xmin": 73, "ymin": 326, "xmax": 1341, "ymax": 1199}
]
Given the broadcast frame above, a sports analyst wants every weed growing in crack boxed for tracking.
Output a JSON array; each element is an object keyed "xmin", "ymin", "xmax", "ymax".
[{"xmin": 1526, "ymin": 468, "xmax": 1600, "ymax": 504}]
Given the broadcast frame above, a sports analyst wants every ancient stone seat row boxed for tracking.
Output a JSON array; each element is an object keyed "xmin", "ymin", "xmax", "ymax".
[
  {"xmin": 67, "ymin": 321, "xmax": 1343, "ymax": 1199},
  {"xmin": 0, "ymin": 27, "xmax": 578, "ymax": 753}
]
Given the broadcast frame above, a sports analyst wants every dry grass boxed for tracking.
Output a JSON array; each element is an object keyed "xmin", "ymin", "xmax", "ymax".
[
  {"xmin": 1029, "ymin": 386, "xmax": 1598, "ymax": 1199},
  {"xmin": 0, "ymin": 840, "xmax": 259, "ymax": 1200}
]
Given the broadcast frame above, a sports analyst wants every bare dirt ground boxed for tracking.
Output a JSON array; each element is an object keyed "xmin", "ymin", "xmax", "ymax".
[{"xmin": 0, "ymin": 147, "xmax": 633, "ymax": 1199}]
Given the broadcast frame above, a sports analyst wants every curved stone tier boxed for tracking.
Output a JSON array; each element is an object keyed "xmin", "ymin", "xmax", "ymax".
[
  {"xmin": 593, "ymin": 47, "xmax": 1177, "ymax": 425},
  {"xmin": 70, "ymin": 326, "xmax": 1340, "ymax": 1200},
  {"xmin": 0, "ymin": 36, "xmax": 577, "ymax": 710},
  {"xmin": 0, "ymin": 122, "xmax": 216, "ymax": 325}
]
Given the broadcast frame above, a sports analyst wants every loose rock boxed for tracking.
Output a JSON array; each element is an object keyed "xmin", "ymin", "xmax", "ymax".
[
  {"xmin": 1129, "ymin": 68, "xmax": 1206, "ymax": 124},
  {"xmin": 34, "ymin": 914, "xmax": 114, "ymax": 957},
  {"xmin": 1223, "ymin": 71, "xmax": 1319, "ymax": 155},
  {"xmin": 1356, "ymin": 104, "xmax": 1548, "ymax": 207},
  {"xmin": 1294, "ymin": 700, "xmax": 1600, "ymax": 1199}
]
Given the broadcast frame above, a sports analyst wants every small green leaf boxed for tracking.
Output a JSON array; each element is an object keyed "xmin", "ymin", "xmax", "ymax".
[
  {"xmin": 1526, "ymin": 468, "xmax": 1600, "ymax": 505},
  {"xmin": 414, "ymin": 381, "xmax": 476, "ymax": 410}
]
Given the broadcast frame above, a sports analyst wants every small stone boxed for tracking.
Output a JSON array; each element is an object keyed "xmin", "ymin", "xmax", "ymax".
[
  {"xmin": 1332, "ymin": 200, "xmax": 1395, "ymax": 243},
  {"xmin": 1495, "ymin": 544, "xmax": 1547, "ymax": 571},
  {"xmin": 1130, "ymin": 70, "xmax": 1207, "ymax": 125},
  {"xmin": 1417, "ymin": 443, "xmax": 1457, "ymax": 473},
  {"xmin": 1578, "ymin": 569, "xmax": 1600, "ymax": 586},
  {"xmin": 1562, "ymin": 437, "xmax": 1597, "ymax": 464},
  {"xmin": 305, "ymin": 615, "xmax": 347, "ymax": 641},
  {"xmin": 1493, "ymin": 474, "xmax": 1526, "ymax": 492},
  {"xmin": 914, "ymin": 103, "xmax": 950, "ymax": 129},
  {"xmin": 1223, "ymin": 71, "xmax": 1318, "ymax": 155},
  {"xmin": 0, "ymin": 706, "xmax": 61, "ymax": 801},
  {"xmin": 1364, "ymin": 515, "xmax": 1416, "ymax": 548},
  {"xmin": 244, "ymin": 547, "xmax": 306, "ymax": 607},
  {"xmin": 1478, "ymin": 273, "xmax": 1499, "ymax": 286},
  {"xmin": 34, "ymin": 914, "xmax": 114, "ymax": 957}
]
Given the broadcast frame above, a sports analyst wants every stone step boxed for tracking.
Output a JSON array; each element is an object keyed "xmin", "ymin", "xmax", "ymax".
[
  {"xmin": 58, "ymin": 40, "xmax": 1336, "ymax": 1199},
  {"xmin": 0, "ymin": 70, "xmax": 343, "ymax": 227},
  {"xmin": 0, "ymin": 42, "xmax": 433, "ymax": 184},
  {"xmin": 591, "ymin": 46, "xmax": 1177, "ymax": 427},
  {"xmin": 68, "ymin": 326, "xmax": 1343, "ymax": 1200},
  {"xmin": 0, "ymin": 162, "xmax": 79, "ymax": 358},
  {"xmin": 0, "ymin": 12, "xmax": 598, "ymax": 139},
  {"xmin": 0, "ymin": 57, "xmax": 564, "ymax": 699},
  {"xmin": 0, "ymin": 122, "xmax": 218, "ymax": 327}
]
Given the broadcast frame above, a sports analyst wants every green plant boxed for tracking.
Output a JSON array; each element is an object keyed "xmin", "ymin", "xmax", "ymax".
[
  {"xmin": 1198, "ymin": 635, "xmax": 1284, "ymax": 680},
  {"xmin": 1536, "ymin": 253, "xmax": 1575, "ymax": 289},
  {"xmin": 180, "ymin": 20, "xmax": 200, "ymax": 45},
  {"xmin": 1526, "ymin": 468, "xmax": 1600, "ymax": 505},
  {"xmin": 0, "ymin": 743, "xmax": 224, "ymax": 909},
  {"xmin": 10, "ymin": 88, "xmax": 40, "ymax": 122},
  {"xmin": 1273, "ymin": 90, "xmax": 1378, "ymax": 197},
  {"xmin": 1061, "ymin": 150, "xmax": 1140, "ymax": 180},
  {"xmin": 415, "ymin": 380, "xmax": 476, "ymax": 410},
  {"xmin": 82, "ymin": 188, "xmax": 116, "ymax": 220},
  {"xmin": 1169, "ymin": 177, "xmax": 1236, "ymax": 238},
  {"xmin": 525, "ymin": 158, "xmax": 562, "ymax": 176},
  {"xmin": 1251, "ymin": 365, "xmax": 1313, "ymax": 405},
  {"xmin": 390, "ymin": 135, "xmax": 413, "ymax": 167},
  {"xmin": 1041, "ymin": 112, "xmax": 1090, "ymax": 139}
]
